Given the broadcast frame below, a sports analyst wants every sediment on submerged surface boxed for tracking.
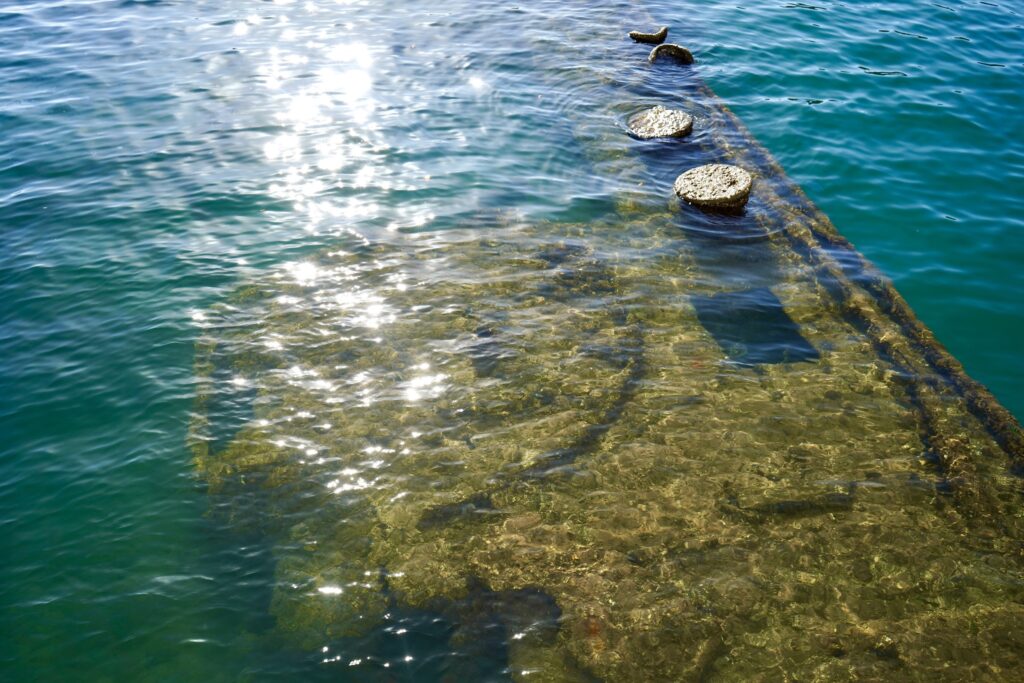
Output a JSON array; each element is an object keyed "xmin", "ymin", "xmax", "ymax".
[{"xmin": 189, "ymin": 2, "xmax": 1024, "ymax": 681}]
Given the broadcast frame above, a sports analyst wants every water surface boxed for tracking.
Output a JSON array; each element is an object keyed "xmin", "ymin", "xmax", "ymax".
[{"xmin": 2, "ymin": 1, "xmax": 1022, "ymax": 681}]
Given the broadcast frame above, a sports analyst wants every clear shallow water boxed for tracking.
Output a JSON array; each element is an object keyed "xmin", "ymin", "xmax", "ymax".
[{"xmin": 1, "ymin": 1, "xmax": 1022, "ymax": 681}]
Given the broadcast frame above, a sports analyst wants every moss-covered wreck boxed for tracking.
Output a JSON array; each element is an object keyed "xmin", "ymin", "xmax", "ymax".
[{"xmin": 190, "ymin": 4, "xmax": 1024, "ymax": 680}]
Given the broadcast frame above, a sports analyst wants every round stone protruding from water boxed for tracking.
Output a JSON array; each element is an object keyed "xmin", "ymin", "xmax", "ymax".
[
  {"xmin": 627, "ymin": 105, "xmax": 694, "ymax": 140},
  {"xmin": 674, "ymin": 164, "xmax": 753, "ymax": 210},
  {"xmin": 629, "ymin": 26, "xmax": 668, "ymax": 44},
  {"xmin": 649, "ymin": 43, "xmax": 693, "ymax": 65}
]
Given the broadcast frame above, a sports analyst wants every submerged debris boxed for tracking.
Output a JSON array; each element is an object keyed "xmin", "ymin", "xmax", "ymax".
[
  {"xmin": 648, "ymin": 43, "xmax": 694, "ymax": 65},
  {"xmin": 627, "ymin": 105, "xmax": 694, "ymax": 140},
  {"xmin": 674, "ymin": 163, "xmax": 752, "ymax": 210},
  {"xmin": 628, "ymin": 26, "xmax": 668, "ymax": 44}
]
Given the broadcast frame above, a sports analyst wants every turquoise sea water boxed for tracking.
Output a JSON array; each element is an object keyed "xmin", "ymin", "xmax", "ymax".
[{"xmin": 1, "ymin": 1, "xmax": 1021, "ymax": 681}]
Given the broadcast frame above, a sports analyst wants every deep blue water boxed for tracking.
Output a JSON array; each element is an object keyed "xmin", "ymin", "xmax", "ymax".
[{"xmin": 2, "ymin": 1, "xmax": 1021, "ymax": 680}]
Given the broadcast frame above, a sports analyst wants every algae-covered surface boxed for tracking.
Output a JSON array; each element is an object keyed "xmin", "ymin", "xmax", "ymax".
[
  {"xmin": 190, "ymin": 2, "xmax": 1024, "ymax": 681},
  {"xmin": 191, "ymin": 214, "xmax": 1024, "ymax": 679},
  {"xmin": 192, "ymin": 219, "xmax": 1024, "ymax": 681}
]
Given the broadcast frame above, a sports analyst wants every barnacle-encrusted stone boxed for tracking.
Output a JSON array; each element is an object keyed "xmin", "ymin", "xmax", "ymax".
[
  {"xmin": 628, "ymin": 26, "xmax": 668, "ymax": 44},
  {"xmin": 674, "ymin": 164, "xmax": 752, "ymax": 209},
  {"xmin": 627, "ymin": 105, "xmax": 693, "ymax": 140},
  {"xmin": 648, "ymin": 43, "xmax": 694, "ymax": 65}
]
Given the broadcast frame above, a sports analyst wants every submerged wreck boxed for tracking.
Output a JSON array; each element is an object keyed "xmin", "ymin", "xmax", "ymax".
[{"xmin": 190, "ymin": 10, "xmax": 1024, "ymax": 682}]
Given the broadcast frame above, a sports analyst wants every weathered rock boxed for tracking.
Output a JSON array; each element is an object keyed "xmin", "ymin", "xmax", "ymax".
[
  {"xmin": 648, "ymin": 43, "xmax": 693, "ymax": 65},
  {"xmin": 627, "ymin": 105, "xmax": 694, "ymax": 140},
  {"xmin": 673, "ymin": 164, "xmax": 753, "ymax": 210},
  {"xmin": 628, "ymin": 26, "xmax": 668, "ymax": 45}
]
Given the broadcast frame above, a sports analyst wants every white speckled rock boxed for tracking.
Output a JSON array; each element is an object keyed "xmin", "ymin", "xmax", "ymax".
[
  {"xmin": 674, "ymin": 164, "xmax": 753, "ymax": 210},
  {"xmin": 648, "ymin": 43, "xmax": 693, "ymax": 65},
  {"xmin": 627, "ymin": 106, "xmax": 694, "ymax": 139}
]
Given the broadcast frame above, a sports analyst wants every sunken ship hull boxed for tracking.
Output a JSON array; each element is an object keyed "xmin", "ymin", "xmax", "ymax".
[{"xmin": 190, "ymin": 2, "xmax": 1024, "ymax": 680}]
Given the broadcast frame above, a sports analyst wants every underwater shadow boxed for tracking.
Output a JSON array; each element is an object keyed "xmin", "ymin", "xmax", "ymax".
[{"xmin": 690, "ymin": 286, "xmax": 819, "ymax": 365}]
